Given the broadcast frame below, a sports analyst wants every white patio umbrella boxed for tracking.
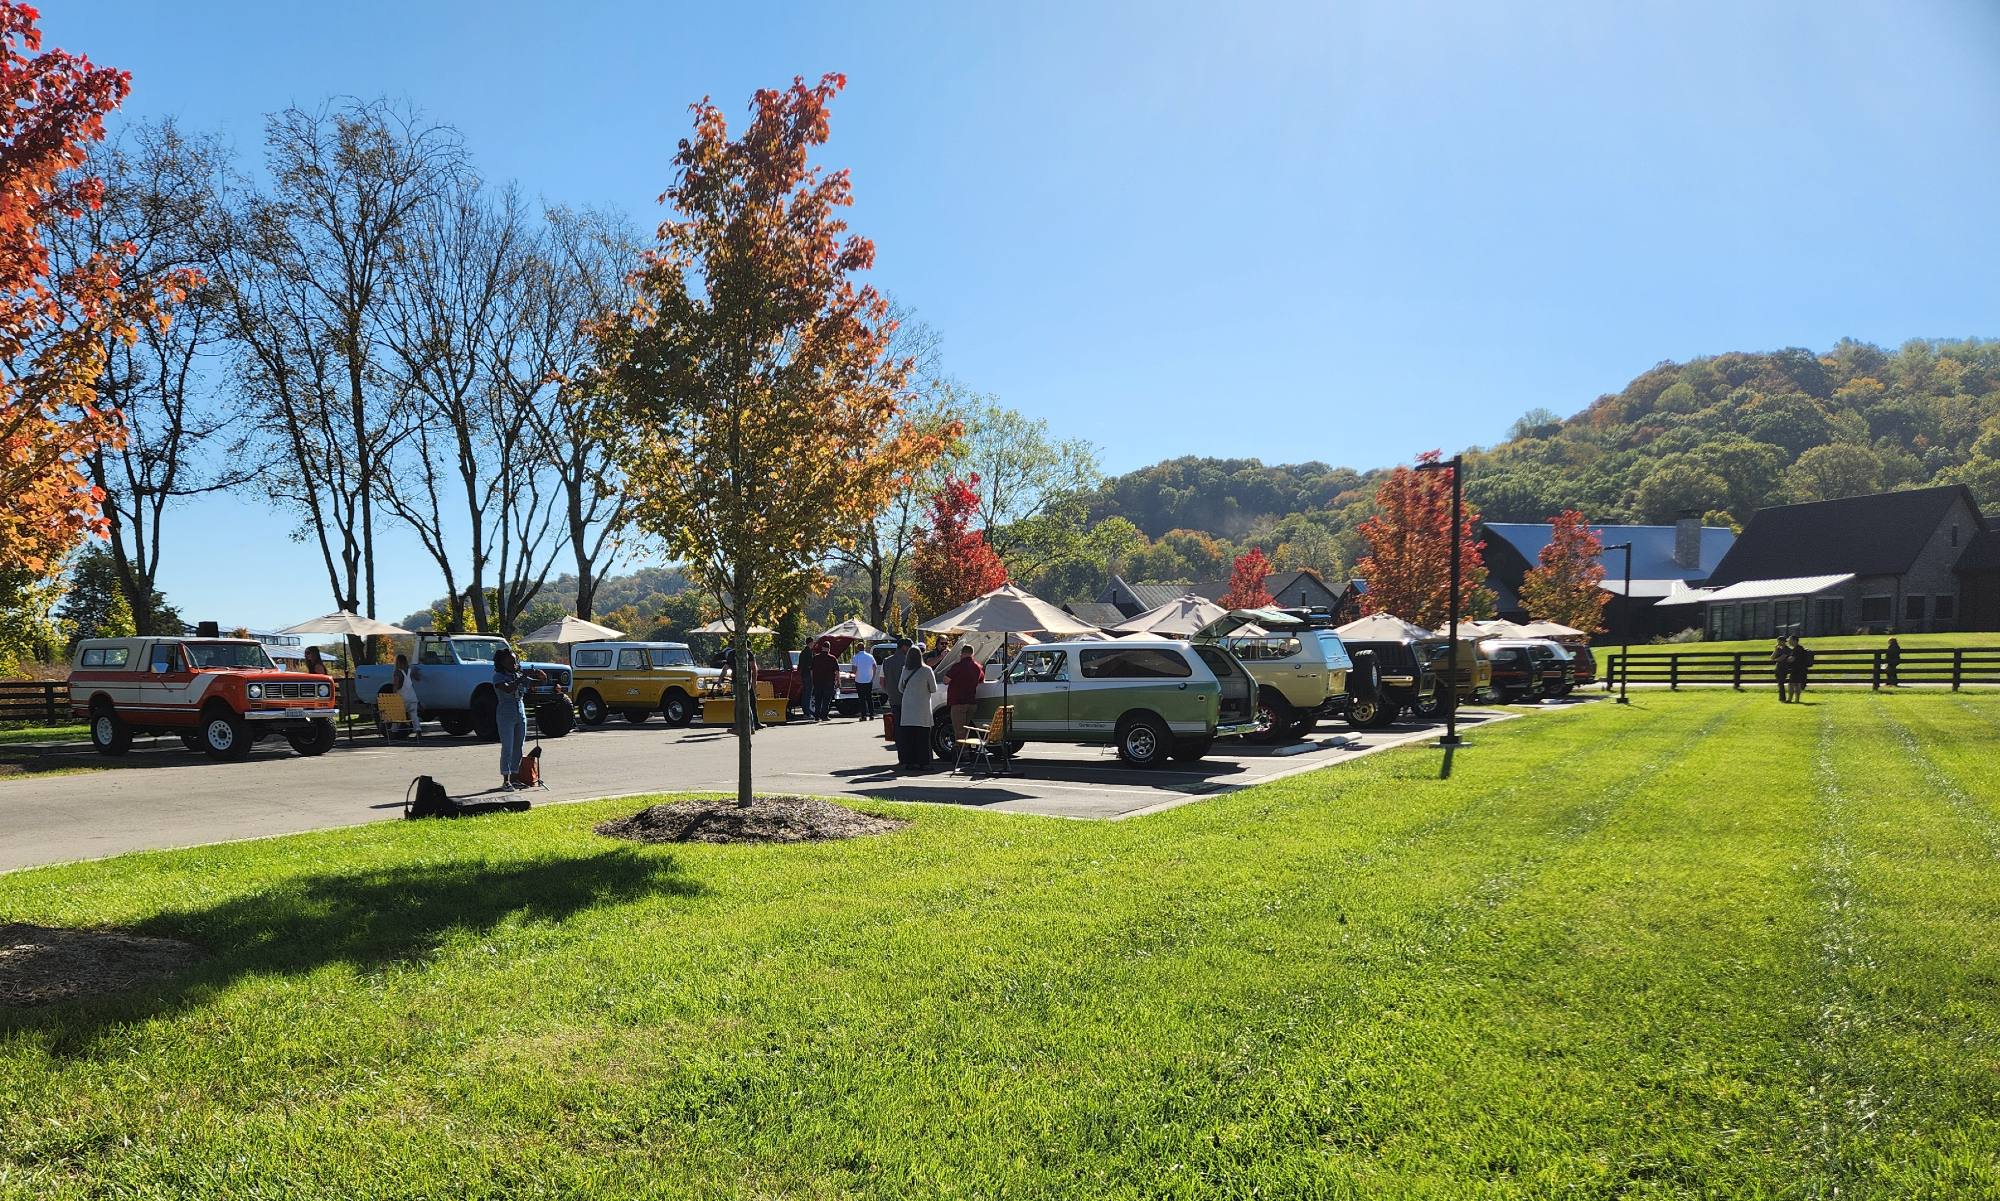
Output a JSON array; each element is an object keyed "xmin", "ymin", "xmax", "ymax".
[
  {"xmin": 817, "ymin": 617, "xmax": 889, "ymax": 642},
  {"xmin": 1107, "ymin": 594, "xmax": 1227, "ymax": 638},
  {"xmin": 1335, "ymin": 612, "xmax": 1439, "ymax": 642},
  {"xmin": 918, "ymin": 584, "xmax": 1101, "ymax": 727},
  {"xmin": 520, "ymin": 615, "xmax": 626, "ymax": 644},
  {"xmin": 278, "ymin": 611, "xmax": 411, "ymax": 637},
  {"xmin": 1517, "ymin": 620, "xmax": 1587, "ymax": 639},
  {"xmin": 691, "ymin": 618, "xmax": 776, "ymax": 635}
]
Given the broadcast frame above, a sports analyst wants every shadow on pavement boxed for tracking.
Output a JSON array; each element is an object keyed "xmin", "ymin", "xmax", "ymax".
[{"xmin": 4, "ymin": 849, "xmax": 700, "ymax": 1045}]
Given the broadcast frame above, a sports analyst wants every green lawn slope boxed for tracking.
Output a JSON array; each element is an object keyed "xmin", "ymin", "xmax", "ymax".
[{"xmin": 5, "ymin": 692, "xmax": 2000, "ymax": 1196}]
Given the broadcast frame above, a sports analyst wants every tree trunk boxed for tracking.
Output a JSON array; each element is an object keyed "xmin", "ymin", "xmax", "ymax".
[{"xmin": 733, "ymin": 592, "xmax": 754, "ymax": 809}]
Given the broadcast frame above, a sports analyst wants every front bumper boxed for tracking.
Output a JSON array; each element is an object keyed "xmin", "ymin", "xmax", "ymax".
[{"xmin": 246, "ymin": 708, "xmax": 339, "ymax": 721}]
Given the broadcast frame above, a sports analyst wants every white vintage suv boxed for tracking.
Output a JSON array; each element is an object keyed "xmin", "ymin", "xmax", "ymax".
[{"xmin": 68, "ymin": 636, "xmax": 339, "ymax": 760}]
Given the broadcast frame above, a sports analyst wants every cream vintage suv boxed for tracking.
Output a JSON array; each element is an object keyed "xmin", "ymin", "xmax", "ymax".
[
  {"xmin": 1195, "ymin": 606, "xmax": 1394, "ymax": 735},
  {"xmin": 569, "ymin": 641, "xmax": 721, "ymax": 727}
]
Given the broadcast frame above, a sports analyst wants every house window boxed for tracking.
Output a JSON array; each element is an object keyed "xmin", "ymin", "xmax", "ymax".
[
  {"xmin": 1904, "ymin": 595, "xmax": 1926, "ymax": 622},
  {"xmin": 1812, "ymin": 598, "xmax": 1844, "ymax": 636},
  {"xmin": 1860, "ymin": 595, "xmax": 1892, "ymax": 624},
  {"xmin": 1773, "ymin": 598, "xmax": 1804, "ymax": 636},
  {"xmin": 1719, "ymin": 604, "xmax": 1740, "ymax": 641},
  {"xmin": 1742, "ymin": 601, "xmax": 1772, "ymax": 640},
  {"xmin": 1706, "ymin": 606, "xmax": 1725, "ymax": 641},
  {"xmin": 1936, "ymin": 594, "xmax": 1956, "ymax": 621}
]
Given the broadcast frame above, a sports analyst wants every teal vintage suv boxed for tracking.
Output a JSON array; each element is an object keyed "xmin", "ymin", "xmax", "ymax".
[{"xmin": 951, "ymin": 637, "xmax": 1259, "ymax": 767}]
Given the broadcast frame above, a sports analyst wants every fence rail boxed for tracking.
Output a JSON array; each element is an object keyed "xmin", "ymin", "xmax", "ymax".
[
  {"xmin": 0, "ymin": 680, "xmax": 70, "ymax": 724},
  {"xmin": 1604, "ymin": 648, "xmax": 2000, "ymax": 691}
]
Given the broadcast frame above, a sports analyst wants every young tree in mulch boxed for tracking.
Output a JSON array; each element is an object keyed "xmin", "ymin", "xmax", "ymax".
[
  {"xmin": 1519, "ymin": 509, "xmax": 1608, "ymax": 633},
  {"xmin": 1355, "ymin": 450, "xmax": 1495, "ymax": 629},
  {"xmin": 1220, "ymin": 548, "xmax": 1274, "ymax": 608},
  {"xmin": 908, "ymin": 473, "xmax": 1006, "ymax": 616},
  {"xmin": 598, "ymin": 75, "xmax": 946, "ymax": 807}
]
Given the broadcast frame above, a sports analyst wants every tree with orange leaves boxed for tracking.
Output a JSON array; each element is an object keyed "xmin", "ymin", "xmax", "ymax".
[
  {"xmin": 1355, "ymin": 451, "xmax": 1495, "ymax": 628},
  {"xmin": 1220, "ymin": 548, "xmax": 1273, "ymax": 609},
  {"xmin": 0, "ymin": 4, "xmax": 186, "ymax": 613},
  {"xmin": 600, "ymin": 75, "xmax": 943, "ymax": 805},
  {"xmin": 909, "ymin": 474, "xmax": 1007, "ymax": 617},
  {"xmin": 1519, "ymin": 509, "xmax": 1608, "ymax": 633}
]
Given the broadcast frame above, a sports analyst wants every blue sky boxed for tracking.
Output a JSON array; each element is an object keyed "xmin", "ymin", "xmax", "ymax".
[{"xmin": 44, "ymin": 0, "xmax": 2000, "ymax": 628}]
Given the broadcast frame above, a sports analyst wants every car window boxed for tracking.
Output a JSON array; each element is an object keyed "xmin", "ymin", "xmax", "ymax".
[
  {"xmin": 183, "ymin": 642, "xmax": 276, "ymax": 670},
  {"xmin": 455, "ymin": 639, "xmax": 507, "ymax": 664},
  {"xmin": 618, "ymin": 648, "xmax": 650, "ymax": 670},
  {"xmin": 420, "ymin": 641, "xmax": 455, "ymax": 665},
  {"xmin": 80, "ymin": 646, "xmax": 130, "ymax": 668},
  {"xmin": 149, "ymin": 644, "xmax": 181, "ymax": 673},
  {"xmin": 1193, "ymin": 645, "xmax": 1242, "ymax": 679},
  {"xmin": 1079, "ymin": 647, "xmax": 1193, "ymax": 679},
  {"xmin": 573, "ymin": 648, "xmax": 612, "ymax": 669},
  {"xmin": 1008, "ymin": 649, "xmax": 1069, "ymax": 683},
  {"xmin": 1224, "ymin": 636, "xmax": 1302, "ymax": 661},
  {"xmin": 1313, "ymin": 632, "xmax": 1354, "ymax": 671},
  {"xmin": 649, "ymin": 647, "xmax": 693, "ymax": 667}
]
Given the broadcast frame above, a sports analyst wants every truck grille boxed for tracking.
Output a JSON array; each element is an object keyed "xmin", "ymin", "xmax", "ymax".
[{"xmin": 263, "ymin": 681, "xmax": 324, "ymax": 700}]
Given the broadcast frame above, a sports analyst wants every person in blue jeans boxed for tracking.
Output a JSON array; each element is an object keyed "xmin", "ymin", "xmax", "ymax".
[{"xmin": 493, "ymin": 647, "xmax": 532, "ymax": 789}]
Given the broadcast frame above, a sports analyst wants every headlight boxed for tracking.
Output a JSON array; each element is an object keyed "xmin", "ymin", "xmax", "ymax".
[
  {"xmin": 317, "ymin": 683, "xmax": 331, "ymax": 698},
  {"xmin": 247, "ymin": 684, "xmax": 263, "ymax": 699}
]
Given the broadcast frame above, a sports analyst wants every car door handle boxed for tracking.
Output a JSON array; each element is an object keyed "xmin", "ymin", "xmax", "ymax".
[{"xmin": 1177, "ymin": 682, "xmax": 1187, "ymax": 690}]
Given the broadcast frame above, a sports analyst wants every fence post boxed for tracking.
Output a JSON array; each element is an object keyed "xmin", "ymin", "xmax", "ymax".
[
  {"xmin": 1872, "ymin": 651, "xmax": 1881, "ymax": 691},
  {"xmin": 1954, "ymin": 650, "xmax": 1963, "ymax": 692},
  {"xmin": 1733, "ymin": 654, "xmax": 1743, "ymax": 690},
  {"xmin": 1669, "ymin": 654, "xmax": 1679, "ymax": 691}
]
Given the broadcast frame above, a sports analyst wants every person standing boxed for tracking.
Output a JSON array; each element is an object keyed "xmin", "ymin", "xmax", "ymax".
[
  {"xmin": 1885, "ymin": 636, "xmax": 1902, "ymax": 688},
  {"xmin": 1770, "ymin": 638, "xmax": 1792, "ymax": 703},
  {"xmin": 303, "ymin": 645, "xmax": 330, "ymax": 676},
  {"xmin": 851, "ymin": 642, "xmax": 877, "ymax": 720},
  {"xmin": 392, "ymin": 652, "xmax": 423, "ymax": 738},
  {"xmin": 809, "ymin": 640, "xmax": 839, "ymax": 722},
  {"xmin": 896, "ymin": 645, "xmax": 939, "ymax": 769},
  {"xmin": 1787, "ymin": 636, "xmax": 1814, "ymax": 703},
  {"xmin": 493, "ymin": 647, "xmax": 533, "ymax": 788},
  {"xmin": 880, "ymin": 639, "xmax": 910, "ymax": 726},
  {"xmin": 942, "ymin": 643, "xmax": 985, "ymax": 746}
]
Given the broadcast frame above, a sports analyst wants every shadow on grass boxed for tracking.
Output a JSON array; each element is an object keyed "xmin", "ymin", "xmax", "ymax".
[{"xmin": 4, "ymin": 848, "xmax": 700, "ymax": 1042}]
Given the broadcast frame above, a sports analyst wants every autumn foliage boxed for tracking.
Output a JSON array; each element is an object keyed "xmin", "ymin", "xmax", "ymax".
[
  {"xmin": 0, "ymin": 4, "xmax": 184, "ymax": 584},
  {"xmin": 1355, "ymin": 451, "xmax": 1494, "ymax": 628},
  {"xmin": 909, "ymin": 473, "xmax": 1007, "ymax": 617},
  {"xmin": 1519, "ymin": 509, "xmax": 1608, "ymax": 633},
  {"xmin": 1220, "ymin": 548, "xmax": 1273, "ymax": 609}
]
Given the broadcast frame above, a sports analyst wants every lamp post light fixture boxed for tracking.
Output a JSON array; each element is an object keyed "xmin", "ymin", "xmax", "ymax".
[
  {"xmin": 1603, "ymin": 540, "xmax": 1634, "ymax": 704},
  {"xmin": 1414, "ymin": 454, "xmax": 1464, "ymax": 747}
]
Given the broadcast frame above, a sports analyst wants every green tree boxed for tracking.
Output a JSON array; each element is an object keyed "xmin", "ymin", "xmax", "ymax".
[
  {"xmin": 1633, "ymin": 459, "xmax": 1728, "ymax": 524},
  {"xmin": 1784, "ymin": 443, "xmax": 1882, "ymax": 503}
]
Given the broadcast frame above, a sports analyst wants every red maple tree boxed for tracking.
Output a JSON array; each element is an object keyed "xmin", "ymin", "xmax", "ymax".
[
  {"xmin": 908, "ymin": 473, "xmax": 1006, "ymax": 617},
  {"xmin": 1355, "ymin": 451, "xmax": 1494, "ymax": 628},
  {"xmin": 1220, "ymin": 548, "xmax": 1273, "ymax": 609},
  {"xmin": 1, "ymin": 3, "xmax": 188, "ymax": 582},
  {"xmin": 1519, "ymin": 509, "xmax": 1608, "ymax": 633}
]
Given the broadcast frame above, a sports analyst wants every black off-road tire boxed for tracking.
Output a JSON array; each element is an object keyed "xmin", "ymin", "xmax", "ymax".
[
  {"xmin": 1116, "ymin": 714, "xmax": 1173, "ymax": 768},
  {"xmin": 90, "ymin": 705, "xmax": 132, "ymax": 757},
  {"xmin": 178, "ymin": 731, "xmax": 204, "ymax": 754},
  {"xmin": 624, "ymin": 708, "xmax": 651, "ymax": 725},
  {"xmin": 199, "ymin": 707, "xmax": 254, "ymax": 761},
  {"xmin": 1248, "ymin": 689, "xmax": 1295, "ymax": 745},
  {"xmin": 575, "ymin": 690, "xmax": 607, "ymax": 726},
  {"xmin": 1347, "ymin": 696, "xmax": 1399, "ymax": 730},
  {"xmin": 660, "ymin": 689, "xmax": 694, "ymax": 727},
  {"xmin": 286, "ymin": 719, "xmax": 338, "ymax": 756},
  {"xmin": 536, "ymin": 698, "xmax": 575, "ymax": 738},
  {"xmin": 1170, "ymin": 736, "xmax": 1214, "ymax": 762},
  {"xmin": 471, "ymin": 689, "xmax": 499, "ymax": 741},
  {"xmin": 1412, "ymin": 692, "xmax": 1443, "ymax": 718},
  {"xmin": 1288, "ymin": 714, "xmax": 1319, "ymax": 737},
  {"xmin": 439, "ymin": 715, "xmax": 474, "ymax": 737},
  {"xmin": 932, "ymin": 712, "xmax": 958, "ymax": 759}
]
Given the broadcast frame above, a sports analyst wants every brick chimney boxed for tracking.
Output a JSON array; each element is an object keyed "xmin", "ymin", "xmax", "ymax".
[{"xmin": 1674, "ymin": 510, "xmax": 1703, "ymax": 571}]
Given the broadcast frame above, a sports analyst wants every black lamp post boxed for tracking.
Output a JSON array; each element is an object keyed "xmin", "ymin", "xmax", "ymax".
[
  {"xmin": 1415, "ymin": 454, "xmax": 1464, "ymax": 747},
  {"xmin": 1604, "ymin": 541, "xmax": 1634, "ymax": 704}
]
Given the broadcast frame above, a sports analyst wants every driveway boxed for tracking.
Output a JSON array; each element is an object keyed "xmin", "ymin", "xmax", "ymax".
[{"xmin": 0, "ymin": 707, "xmax": 1530, "ymax": 872}]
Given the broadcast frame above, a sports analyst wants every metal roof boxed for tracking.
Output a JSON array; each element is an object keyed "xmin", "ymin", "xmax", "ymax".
[
  {"xmin": 1483, "ymin": 522, "xmax": 1734, "ymax": 583},
  {"xmin": 1653, "ymin": 573, "xmax": 1855, "ymax": 606}
]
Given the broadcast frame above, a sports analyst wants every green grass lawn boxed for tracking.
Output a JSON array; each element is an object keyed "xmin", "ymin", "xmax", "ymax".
[
  {"xmin": 1629, "ymin": 631, "xmax": 2000, "ymax": 656},
  {"xmin": 0, "ymin": 723, "xmax": 86, "ymax": 746},
  {"xmin": 6, "ymin": 693, "xmax": 2000, "ymax": 1197}
]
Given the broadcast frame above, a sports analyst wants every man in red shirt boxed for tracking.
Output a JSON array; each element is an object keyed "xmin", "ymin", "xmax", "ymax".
[{"xmin": 941, "ymin": 643, "xmax": 985, "ymax": 743}]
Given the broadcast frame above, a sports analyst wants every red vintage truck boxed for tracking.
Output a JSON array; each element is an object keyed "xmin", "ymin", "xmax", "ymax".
[{"xmin": 68, "ymin": 636, "xmax": 340, "ymax": 759}]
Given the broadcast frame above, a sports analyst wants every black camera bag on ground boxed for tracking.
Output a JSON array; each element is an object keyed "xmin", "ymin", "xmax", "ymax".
[{"xmin": 404, "ymin": 775, "xmax": 530, "ymax": 820}]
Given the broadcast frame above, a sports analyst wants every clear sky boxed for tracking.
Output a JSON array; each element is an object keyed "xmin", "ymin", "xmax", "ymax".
[{"xmin": 42, "ymin": 0, "xmax": 2000, "ymax": 629}]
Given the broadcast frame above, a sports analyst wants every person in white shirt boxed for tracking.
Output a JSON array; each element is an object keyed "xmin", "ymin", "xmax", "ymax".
[
  {"xmin": 850, "ymin": 644, "xmax": 877, "ymax": 720},
  {"xmin": 392, "ymin": 653, "xmax": 423, "ymax": 738}
]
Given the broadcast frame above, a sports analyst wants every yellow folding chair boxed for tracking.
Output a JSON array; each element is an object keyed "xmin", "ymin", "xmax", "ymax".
[{"xmin": 953, "ymin": 705, "xmax": 1013, "ymax": 777}]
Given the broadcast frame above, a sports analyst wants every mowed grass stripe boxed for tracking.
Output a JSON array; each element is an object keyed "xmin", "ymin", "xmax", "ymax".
[{"xmin": 1814, "ymin": 696, "xmax": 2000, "ymax": 1198}]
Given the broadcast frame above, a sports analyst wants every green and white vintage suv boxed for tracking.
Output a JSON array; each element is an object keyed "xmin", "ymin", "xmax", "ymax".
[{"xmin": 962, "ymin": 637, "xmax": 1259, "ymax": 768}]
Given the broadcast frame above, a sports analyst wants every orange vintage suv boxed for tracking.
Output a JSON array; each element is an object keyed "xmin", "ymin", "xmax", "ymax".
[{"xmin": 68, "ymin": 636, "xmax": 340, "ymax": 760}]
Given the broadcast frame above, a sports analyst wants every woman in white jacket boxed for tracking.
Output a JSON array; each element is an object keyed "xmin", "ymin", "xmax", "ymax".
[{"xmin": 897, "ymin": 648, "xmax": 940, "ymax": 769}]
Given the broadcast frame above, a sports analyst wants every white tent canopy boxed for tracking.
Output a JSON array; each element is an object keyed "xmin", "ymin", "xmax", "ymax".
[
  {"xmin": 520, "ymin": 615, "xmax": 626, "ymax": 645},
  {"xmin": 918, "ymin": 584, "xmax": 1100, "ymax": 637},
  {"xmin": 817, "ymin": 617, "xmax": 889, "ymax": 642},
  {"xmin": 1107, "ymin": 594, "xmax": 1227, "ymax": 638},
  {"xmin": 1336, "ymin": 612, "xmax": 1437, "ymax": 642},
  {"xmin": 1516, "ymin": 620, "xmax": 1587, "ymax": 639},
  {"xmin": 278, "ymin": 611, "xmax": 411, "ymax": 637},
  {"xmin": 691, "ymin": 618, "xmax": 777, "ymax": 635}
]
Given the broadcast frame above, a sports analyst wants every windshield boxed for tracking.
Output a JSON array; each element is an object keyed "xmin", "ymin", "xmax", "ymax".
[
  {"xmin": 183, "ymin": 642, "xmax": 276, "ymax": 671},
  {"xmin": 453, "ymin": 639, "xmax": 508, "ymax": 664},
  {"xmin": 649, "ymin": 646, "xmax": 694, "ymax": 668}
]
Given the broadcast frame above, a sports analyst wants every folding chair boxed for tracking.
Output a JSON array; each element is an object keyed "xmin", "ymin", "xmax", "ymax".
[{"xmin": 953, "ymin": 705, "xmax": 1013, "ymax": 777}]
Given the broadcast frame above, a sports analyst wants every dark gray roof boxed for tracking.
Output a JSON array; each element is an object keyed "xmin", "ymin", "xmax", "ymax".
[
  {"xmin": 1061, "ymin": 602, "xmax": 1130, "ymax": 629},
  {"xmin": 1096, "ymin": 575, "xmax": 1226, "ymax": 616},
  {"xmin": 1707, "ymin": 485, "xmax": 1983, "ymax": 587},
  {"xmin": 1262, "ymin": 570, "xmax": 1341, "ymax": 607},
  {"xmin": 1957, "ymin": 527, "xmax": 2000, "ymax": 575},
  {"xmin": 1482, "ymin": 522, "xmax": 1734, "ymax": 585}
]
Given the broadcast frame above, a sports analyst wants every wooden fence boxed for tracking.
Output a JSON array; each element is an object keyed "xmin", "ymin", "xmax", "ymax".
[
  {"xmin": 1603, "ymin": 648, "xmax": 2000, "ymax": 691},
  {"xmin": 0, "ymin": 680, "xmax": 70, "ymax": 724}
]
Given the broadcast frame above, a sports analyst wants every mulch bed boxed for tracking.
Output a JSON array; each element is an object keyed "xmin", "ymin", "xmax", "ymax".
[
  {"xmin": 594, "ymin": 796, "xmax": 908, "ymax": 845},
  {"xmin": 0, "ymin": 922, "xmax": 201, "ymax": 1007}
]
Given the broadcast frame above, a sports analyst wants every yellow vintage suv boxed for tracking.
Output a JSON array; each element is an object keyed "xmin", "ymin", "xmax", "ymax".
[{"xmin": 569, "ymin": 641, "xmax": 720, "ymax": 727}]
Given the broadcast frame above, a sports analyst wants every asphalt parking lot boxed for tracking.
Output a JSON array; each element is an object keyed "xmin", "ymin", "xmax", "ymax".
[{"xmin": 0, "ymin": 706, "xmax": 1535, "ymax": 872}]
